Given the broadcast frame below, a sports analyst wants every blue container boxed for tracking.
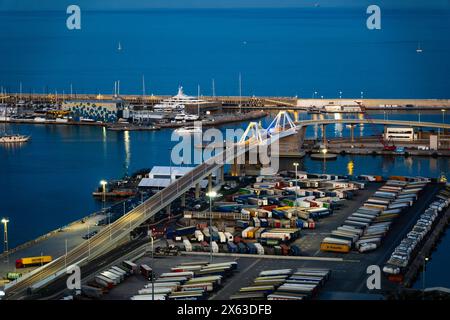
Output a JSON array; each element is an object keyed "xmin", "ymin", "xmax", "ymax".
[
  {"xmin": 260, "ymin": 219, "xmax": 268, "ymax": 227},
  {"xmin": 227, "ymin": 242, "xmax": 238, "ymax": 253},
  {"xmin": 246, "ymin": 243, "xmax": 257, "ymax": 254},
  {"xmin": 295, "ymin": 219, "xmax": 304, "ymax": 228},
  {"xmin": 271, "ymin": 210, "xmax": 285, "ymax": 219},
  {"xmin": 165, "ymin": 228, "xmax": 175, "ymax": 239},
  {"xmin": 236, "ymin": 220, "xmax": 249, "ymax": 229},
  {"xmin": 290, "ymin": 245, "xmax": 301, "ymax": 256},
  {"xmin": 210, "ymin": 231, "xmax": 220, "ymax": 242},
  {"xmin": 237, "ymin": 242, "xmax": 248, "ymax": 253},
  {"xmin": 175, "ymin": 226, "xmax": 196, "ymax": 236}
]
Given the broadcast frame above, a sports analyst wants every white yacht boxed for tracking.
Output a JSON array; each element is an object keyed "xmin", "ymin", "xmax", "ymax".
[
  {"xmin": 0, "ymin": 134, "xmax": 31, "ymax": 143},
  {"xmin": 184, "ymin": 114, "xmax": 199, "ymax": 121},
  {"xmin": 153, "ymin": 86, "xmax": 205, "ymax": 113},
  {"xmin": 174, "ymin": 112, "xmax": 200, "ymax": 121},
  {"xmin": 174, "ymin": 112, "xmax": 187, "ymax": 121},
  {"xmin": 0, "ymin": 101, "xmax": 31, "ymax": 144},
  {"xmin": 174, "ymin": 126, "xmax": 202, "ymax": 135}
]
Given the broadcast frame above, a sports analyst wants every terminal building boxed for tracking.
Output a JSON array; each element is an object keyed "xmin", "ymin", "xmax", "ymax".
[
  {"xmin": 138, "ymin": 166, "xmax": 216, "ymax": 190},
  {"xmin": 62, "ymin": 97, "xmax": 129, "ymax": 123},
  {"xmin": 384, "ymin": 127, "xmax": 416, "ymax": 141}
]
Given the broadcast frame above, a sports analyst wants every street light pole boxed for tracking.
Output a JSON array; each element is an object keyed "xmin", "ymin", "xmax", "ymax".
[
  {"xmin": 209, "ymin": 196, "xmax": 213, "ymax": 263},
  {"xmin": 87, "ymin": 222, "xmax": 91, "ymax": 257},
  {"xmin": 65, "ymin": 239, "xmax": 68, "ymax": 269},
  {"xmin": 423, "ymin": 256, "xmax": 429, "ymax": 300},
  {"xmin": 322, "ymin": 148, "xmax": 328, "ymax": 174},
  {"xmin": 1, "ymin": 218, "xmax": 9, "ymax": 264},
  {"xmin": 293, "ymin": 162, "xmax": 299, "ymax": 208},
  {"xmin": 100, "ymin": 180, "xmax": 111, "ymax": 241},
  {"xmin": 206, "ymin": 191, "xmax": 217, "ymax": 263},
  {"xmin": 150, "ymin": 234, "xmax": 154, "ymax": 301},
  {"xmin": 100, "ymin": 180, "xmax": 107, "ymax": 210}
]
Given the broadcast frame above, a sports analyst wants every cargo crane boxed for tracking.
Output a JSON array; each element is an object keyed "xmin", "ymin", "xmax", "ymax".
[{"xmin": 358, "ymin": 103, "xmax": 397, "ymax": 151}]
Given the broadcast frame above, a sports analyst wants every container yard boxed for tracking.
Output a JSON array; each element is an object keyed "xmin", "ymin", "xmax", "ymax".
[{"xmin": 168, "ymin": 172, "xmax": 366, "ymax": 259}]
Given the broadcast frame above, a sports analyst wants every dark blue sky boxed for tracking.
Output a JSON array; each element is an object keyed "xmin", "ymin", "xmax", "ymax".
[{"xmin": 1, "ymin": 0, "xmax": 449, "ymax": 10}]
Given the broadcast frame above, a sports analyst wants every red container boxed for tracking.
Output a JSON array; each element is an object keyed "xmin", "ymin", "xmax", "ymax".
[
  {"xmin": 388, "ymin": 274, "xmax": 404, "ymax": 283},
  {"xmin": 262, "ymin": 205, "xmax": 277, "ymax": 212},
  {"xmin": 280, "ymin": 244, "xmax": 290, "ymax": 256},
  {"xmin": 197, "ymin": 223, "xmax": 208, "ymax": 229},
  {"xmin": 234, "ymin": 236, "xmax": 242, "ymax": 243}
]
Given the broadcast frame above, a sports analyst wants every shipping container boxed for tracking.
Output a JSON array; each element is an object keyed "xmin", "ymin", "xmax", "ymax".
[
  {"xmin": 320, "ymin": 242, "xmax": 350, "ymax": 253},
  {"xmin": 15, "ymin": 256, "xmax": 52, "ymax": 268}
]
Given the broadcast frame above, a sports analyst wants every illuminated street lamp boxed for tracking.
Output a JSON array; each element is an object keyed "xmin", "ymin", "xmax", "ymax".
[
  {"xmin": 100, "ymin": 180, "xmax": 107, "ymax": 207},
  {"xmin": 206, "ymin": 191, "xmax": 218, "ymax": 263},
  {"xmin": 321, "ymin": 148, "xmax": 328, "ymax": 174},
  {"xmin": 441, "ymin": 109, "xmax": 446, "ymax": 124},
  {"xmin": 1, "ymin": 218, "xmax": 9, "ymax": 263},
  {"xmin": 100, "ymin": 180, "xmax": 111, "ymax": 241}
]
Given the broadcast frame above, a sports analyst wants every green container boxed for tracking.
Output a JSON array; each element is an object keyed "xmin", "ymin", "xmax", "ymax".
[
  {"xmin": 266, "ymin": 239, "xmax": 279, "ymax": 246},
  {"xmin": 7, "ymin": 272, "xmax": 22, "ymax": 280},
  {"xmin": 282, "ymin": 199, "xmax": 294, "ymax": 207},
  {"xmin": 239, "ymin": 188, "xmax": 252, "ymax": 194}
]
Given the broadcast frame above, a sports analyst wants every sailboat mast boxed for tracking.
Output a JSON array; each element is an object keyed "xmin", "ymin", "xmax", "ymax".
[
  {"xmin": 197, "ymin": 84, "xmax": 200, "ymax": 116},
  {"xmin": 239, "ymin": 72, "xmax": 242, "ymax": 113},
  {"xmin": 142, "ymin": 75, "xmax": 146, "ymax": 104}
]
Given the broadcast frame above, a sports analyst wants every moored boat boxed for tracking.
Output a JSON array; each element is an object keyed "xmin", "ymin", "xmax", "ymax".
[{"xmin": 0, "ymin": 134, "xmax": 31, "ymax": 143}]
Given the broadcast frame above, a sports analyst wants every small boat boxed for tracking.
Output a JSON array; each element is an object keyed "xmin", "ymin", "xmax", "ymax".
[
  {"xmin": 184, "ymin": 114, "xmax": 199, "ymax": 121},
  {"xmin": 174, "ymin": 126, "xmax": 202, "ymax": 134},
  {"xmin": 416, "ymin": 42, "xmax": 423, "ymax": 53},
  {"xmin": 1, "ymin": 101, "xmax": 31, "ymax": 143},
  {"xmin": 174, "ymin": 113, "xmax": 186, "ymax": 121},
  {"xmin": 0, "ymin": 134, "xmax": 31, "ymax": 143}
]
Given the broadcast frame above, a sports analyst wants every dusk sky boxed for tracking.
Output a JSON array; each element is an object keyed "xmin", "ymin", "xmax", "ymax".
[{"xmin": 1, "ymin": 0, "xmax": 449, "ymax": 10}]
